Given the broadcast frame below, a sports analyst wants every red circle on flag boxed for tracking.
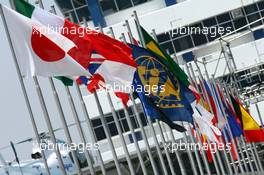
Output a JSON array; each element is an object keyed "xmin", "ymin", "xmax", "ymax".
[{"xmin": 31, "ymin": 27, "xmax": 65, "ymax": 62}]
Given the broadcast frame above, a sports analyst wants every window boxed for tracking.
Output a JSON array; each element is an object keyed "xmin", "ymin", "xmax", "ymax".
[
  {"xmin": 160, "ymin": 42, "xmax": 174, "ymax": 54},
  {"xmin": 203, "ymin": 17, "xmax": 217, "ymax": 27},
  {"xmin": 157, "ymin": 33, "xmax": 171, "ymax": 43},
  {"xmin": 233, "ymin": 17, "xmax": 248, "ymax": 32},
  {"xmin": 100, "ymin": 0, "xmax": 149, "ymax": 15},
  {"xmin": 190, "ymin": 23, "xmax": 207, "ymax": 46},
  {"xmin": 244, "ymin": 4, "xmax": 258, "ymax": 15},
  {"xmin": 173, "ymin": 35, "xmax": 193, "ymax": 52},
  {"xmin": 216, "ymin": 12, "xmax": 231, "ymax": 23},
  {"xmin": 247, "ymin": 13, "xmax": 262, "ymax": 28},
  {"xmin": 100, "ymin": 0, "xmax": 118, "ymax": 15},
  {"xmin": 258, "ymin": 1, "xmax": 264, "ymax": 10}
]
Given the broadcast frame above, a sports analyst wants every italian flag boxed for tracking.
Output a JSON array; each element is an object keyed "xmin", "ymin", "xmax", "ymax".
[{"xmin": 2, "ymin": 4, "xmax": 90, "ymax": 78}]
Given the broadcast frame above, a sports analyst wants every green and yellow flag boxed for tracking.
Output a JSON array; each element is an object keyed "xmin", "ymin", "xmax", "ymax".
[{"xmin": 140, "ymin": 26, "xmax": 190, "ymax": 87}]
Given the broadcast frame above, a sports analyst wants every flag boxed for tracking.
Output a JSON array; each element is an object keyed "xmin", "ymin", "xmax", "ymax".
[
  {"xmin": 14, "ymin": 0, "xmax": 135, "ymax": 88},
  {"xmin": 192, "ymin": 103, "xmax": 221, "ymax": 143},
  {"xmin": 130, "ymin": 44, "xmax": 195, "ymax": 124},
  {"xmin": 203, "ymin": 80, "xmax": 226, "ymax": 129},
  {"xmin": 140, "ymin": 26, "xmax": 200, "ymax": 102},
  {"xmin": 140, "ymin": 26, "xmax": 189, "ymax": 86},
  {"xmin": 3, "ymin": 5, "xmax": 91, "ymax": 77},
  {"xmin": 230, "ymin": 95, "xmax": 264, "ymax": 142},
  {"xmin": 133, "ymin": 73, "xmax": 186, "ymax": 132}
]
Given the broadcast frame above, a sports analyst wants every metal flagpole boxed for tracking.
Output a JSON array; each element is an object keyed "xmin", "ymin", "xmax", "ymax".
[
  {"xmin": 224, "ymin": 83, "xmax": 263, "ymax": 174},
  {"xmin": 0, "ymin": 3, "xmax": 51, "ymax": 175},
  {"xmin": 93, "ymin": 91, "xmax": 122, "ymax": 175},
  {"xmin": 65, "ymin": 86, "xmax": 95, "ymax": 175},
  {"xmin": 255, "ymin": 102, "xmax": 264, "ymax": 127},
  {"xmin": 211, "ymin": 78, "xmax": 249, "ymax": 174},
  {"xmin": 154, "ymin": 120, "xmax": 178, "ymax": 175},
  {"xmin": 200, "ymin": 58, "xmax": 235, "ymax": 175},
  {"xmin": 220, "ymin": 39, "xmax": 258, "ymax": 172},
  {"xmin": 121, "ymin": 102, "xmax": 149, "ymax": 175},
  {"xmin": 129, "ymin": 12, "xmax": 185, "ymax": 175},
  {"xmin": 118, "ymin": 31, "xmax": 159, "ymax": 175},
  {"xmin": 124, "ymin": 16, "xmax": 178, "ymax": 174},
  {"xmin": 6, "ymin": 1, "xmax": 67, "ymax": 174},
  {"xmin": 43, "ymin": 6, "xmax": 83, "ymax": 175},
  {"xmin": 32, "ymin": 77, "xmax": 68, "ymax": 175},
  {"xmin": 187, "ymin": 64, "xmax": 220, "ymax": 174},
  {"xmin": 181, "ymin": 62, "xmax": 207, "ymax": 175},
  {"xmin": 74, "ymin": 85, "xmax": 107, "ymax": 175},
  {"xmin": 221, "ymin": 82, "xmax": 249, "ymax": 174},
  {"xmin": 49, "ymin": 79, "xmax": 82, "ymax": 175},
  {"xmin": 192, "ymin": 61, "xmax": 225, "ymax": 175},
  {"xmin": 107, "ymin": 27, "xmax": 143, "ymax": 175},
  {"xmin": 149, "ymin": 28, "xmax": 194, "ymax": 175},
  {"xmin": 77, "ymin": 16, "xmax": 107, "ymax": 175},
  {"xmin": 105, "ymin": 92, "xmax": 136, "ymax": 175}
]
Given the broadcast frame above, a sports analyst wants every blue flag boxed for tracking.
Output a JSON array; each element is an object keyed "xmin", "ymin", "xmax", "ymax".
[{"xmin": 130, "ymin": 44, "xmax": 195, "ymax": 124}]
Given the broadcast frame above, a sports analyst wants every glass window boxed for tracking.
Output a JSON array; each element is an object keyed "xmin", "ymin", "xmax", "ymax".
[
  {"xmin": 247, "ymin": 13, "xmax": 262, "ymax": 28},
  {"xmin": 76, "ymin": 6, "xmax": 91, "ymax": 21},
  {"xmin": 94, "ymin": 127, "xmax": 106, "ymax": 141},
  {"xmin": 116, "ymin": 0, "xmax": 133, "ymax": 10},
  {"xmin": 73, "ymin": 0, "xmax": 87, "ymax": 8},
  {"xmin": 219, "ymin": 22, "xmax": 234, "ymax": 36},
  {"xmin": 160, "ymin": 42, "xmax": 174, "ymax": 54},
  {"xmin": 216, "ymin": 12, "xmax": 231, "ymax": 23},
  {"xmin": 258, "ymin": 1, "xmax": 264, "ymax": 10},
  {"xmin": 92, "ymin": 118, "xmax": 102, "ymax": 127},
  {"xmin": 55, "ymin": 0, "xmax": 72, "ymax": 12},
  {"xmin": 233, "ymin": 17, "xmax": 248, "ymax": 32},
  {"xmin": 133, "ymin": 0, "xmax": 148, "ymax": 6},
  {"xmin": 100, "ymin": 0, "xmax": 118, "ymax": 15},
  {"xmin": 157, "ymin": 33, "xmax": 170, "ymax": 44},
  {"xmin": 244, "ymin": 4, "xmax": 258, "ymax": 15},
  {"xmin": 203, "ymin": 17, "xmax": 217, "ymax": 27},
  {"xmin": 190, "ymin": 23, "xmax": 207, "ymax": 46},
  {"xmin": 173, "ymin": 35, "xmax": 193, "ymax": 52},
  {"xmin": 108, "ymin": 123, "xmax": 118, "ymax": 136}
]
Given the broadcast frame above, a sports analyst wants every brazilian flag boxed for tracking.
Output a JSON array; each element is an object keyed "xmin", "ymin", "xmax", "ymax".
[
  {"xmin": 130, "ymin": 44, "xmax": 195, "ymax": 129},
  {"xmin": 140, "ymin": 26, "xmax": 190, "ymax": 87}
]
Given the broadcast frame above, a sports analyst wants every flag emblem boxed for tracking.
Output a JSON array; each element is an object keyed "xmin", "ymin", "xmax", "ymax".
[{"xmin": 135, "ymin": 54, "xmax": 184, "ymax": 109}]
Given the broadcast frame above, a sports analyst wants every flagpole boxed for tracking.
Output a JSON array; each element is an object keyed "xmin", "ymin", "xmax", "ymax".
[
  {"xmin": 74, "ymin": 85, "xmax": 107, "ymax": 175},
  {"xmin": 154, "ymin": 119, "xmax": 179, "ymax": 175},
  {"xmin": 105, "ymin": 27, "xmax": 136, "ymax": 175},
  {"xmin": 177, "ymin": 58, "xmax": 207, "ymax": 175},
  {"xmin": 5, "ymin": 1, "xmax": 67, "ymax": 175},
  {"xmin": 119, "ymin": 32, "xmax": 159, "ymax": 175},
  {"xmin": 93, "ymin": 91, "xmax": 123, "ymax": 175},
  {"xmin": 105, "ymin": 92, "xmax": 136, "ymax": 175},
  {"xmin": 64, "ymin": 86, "xmax": 96, "ymax": 174},
  {"xmin": 185, "ymin": 64, "xmax": 215, "ymax": 175},
  {"xmin": 223, "ymin": 83, "xmax": 264, "ymax": 173},
  {"xmin": 210, "ymin": 76, "xmax": 250, "ymax": 174},
  {"xmin": 0, "ymin": 4, "xmax": 51, "ymax": 175},
  {"xmin": 200, "ymin": 58, "xmax": 237, "ymax": 175},
  {"xmin": 124, "ymin": 17, "xmax": 185, "ymax": 175},
  {"xmin": 214, "ymin": 79, "xmax": 258, "ymax": 174},
  {"xmin": 130, "ymin": 12, "xmax": 196, "ymax": 175},
  {"xmin": 48, "ymin": 79, "xmax": 82, "ymax": 175},
  {"xmin": 149, "ymin": 28, "xmax": 194, "ymax": 175}
]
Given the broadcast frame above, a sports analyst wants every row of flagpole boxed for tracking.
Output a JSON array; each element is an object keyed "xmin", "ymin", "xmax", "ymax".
[{"xmin": 1, "ymin": 0, "xmax": 264, "ymax": 175}]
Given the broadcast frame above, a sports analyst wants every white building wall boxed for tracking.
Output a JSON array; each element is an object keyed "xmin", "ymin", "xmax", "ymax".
[{"xmin": 103, "ymin": 0, "xmax": 261, "ymax": 40}]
